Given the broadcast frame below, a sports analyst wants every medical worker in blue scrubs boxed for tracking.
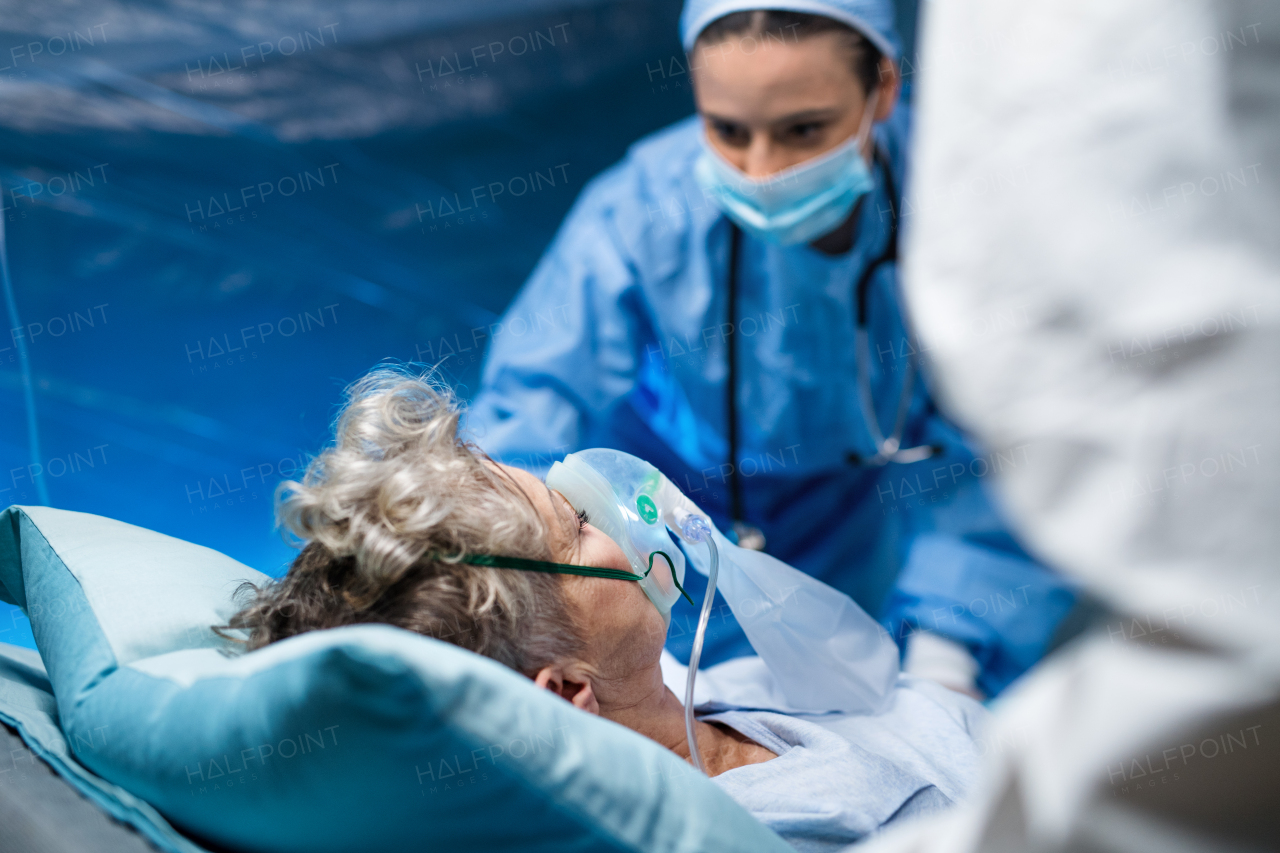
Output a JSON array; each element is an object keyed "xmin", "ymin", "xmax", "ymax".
[{"xmin": 466, "ymin": 0, "xmax": 1076, "ymax": 699}]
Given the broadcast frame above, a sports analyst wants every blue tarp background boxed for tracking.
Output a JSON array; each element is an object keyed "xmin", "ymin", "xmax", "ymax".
[{"xmin": 0, "ymin": 0, "xmax": 918, "ymax": 650}]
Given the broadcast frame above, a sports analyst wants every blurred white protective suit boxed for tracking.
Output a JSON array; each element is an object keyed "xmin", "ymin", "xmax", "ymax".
[{"xmin": 862, "ymin": 0, "xmax": 1280, "ymax": 850}]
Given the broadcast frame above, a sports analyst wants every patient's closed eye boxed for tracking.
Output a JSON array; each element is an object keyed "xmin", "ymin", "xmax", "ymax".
[{"xmin": 577, "ymin": 508, "xmax": 590, "ymax": 530}]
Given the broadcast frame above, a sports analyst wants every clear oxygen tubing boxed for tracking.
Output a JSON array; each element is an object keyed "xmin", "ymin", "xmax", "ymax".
[{"xmin": 683, "ymin": 534, "xmax": 719, "ymax": 775}]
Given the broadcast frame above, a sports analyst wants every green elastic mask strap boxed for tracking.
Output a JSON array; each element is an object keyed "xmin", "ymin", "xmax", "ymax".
[
  {"xmin": 449, "ymin": 551, "xmax": 695, "ymax": 606},
  {"xmin": 647, "ymin": 551, "xmax": 696, "ymax": 607}
]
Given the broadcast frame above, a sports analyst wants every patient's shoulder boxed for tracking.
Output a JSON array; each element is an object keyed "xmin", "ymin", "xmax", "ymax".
[
  {"xmin": 898, "ymin": 674, "xmax": 992, "ymax": 738},
  {"xmin": 698, "ymin": 710, "xmax": 948, "ymax": 845}
]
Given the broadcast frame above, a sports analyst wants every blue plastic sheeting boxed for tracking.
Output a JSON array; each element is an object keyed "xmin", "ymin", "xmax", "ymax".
[{"xmin": 0, "ymin": 0, "xmax": 699, "ymax": 649}]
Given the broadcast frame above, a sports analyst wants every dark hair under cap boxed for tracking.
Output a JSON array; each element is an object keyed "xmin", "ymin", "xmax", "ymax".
[{"xmin": 693, "ymin": 10, "xmax": 885, "ymax": 96}]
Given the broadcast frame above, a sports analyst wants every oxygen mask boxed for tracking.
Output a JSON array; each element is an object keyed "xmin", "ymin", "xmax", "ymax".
[{"xmin": 545, "ymin": 448, "xmax": 714, "ymax": 622}]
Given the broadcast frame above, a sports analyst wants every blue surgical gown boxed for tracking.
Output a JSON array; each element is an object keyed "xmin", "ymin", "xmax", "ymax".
[{"xmin": 465, "ymin": 110, "xmax": 1076, "ymax": 697}]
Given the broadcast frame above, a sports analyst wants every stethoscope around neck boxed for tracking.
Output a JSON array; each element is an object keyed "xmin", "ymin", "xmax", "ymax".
[{"xmin": 725, "ymin": 146, "xmax": 941, "ymax": 550}]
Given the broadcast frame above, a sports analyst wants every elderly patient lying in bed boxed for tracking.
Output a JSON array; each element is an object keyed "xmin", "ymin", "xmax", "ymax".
[{"xmin": 222, "ymin": 368, "xmax": 986, "ymax": 851}]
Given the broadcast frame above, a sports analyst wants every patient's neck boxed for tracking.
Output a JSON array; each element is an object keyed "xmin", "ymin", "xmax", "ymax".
[{"xmin": 595, "ymin": 661, "xmax": 775, "ymax": 776}]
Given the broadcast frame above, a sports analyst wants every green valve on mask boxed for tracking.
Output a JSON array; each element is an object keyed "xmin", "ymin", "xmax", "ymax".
[{"xmin": 636, "ymin": 494, "xmax": 658, "ymax": 524}]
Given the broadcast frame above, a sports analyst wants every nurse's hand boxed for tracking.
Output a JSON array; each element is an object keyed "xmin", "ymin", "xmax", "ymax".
[{"xmin": 903, "ymin": 631, "xmax": 986, "ymax": 701}]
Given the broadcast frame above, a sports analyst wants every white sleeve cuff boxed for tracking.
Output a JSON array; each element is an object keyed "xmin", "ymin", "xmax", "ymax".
[{"xmin": 903, "ymin": 631, "xmax": 980, "ymax": 694}]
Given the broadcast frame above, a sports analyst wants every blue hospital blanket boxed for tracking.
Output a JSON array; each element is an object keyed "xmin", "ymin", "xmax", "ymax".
[{"xmin": 663, "ymin": 651, "xmax": 990, "ymax": 850}]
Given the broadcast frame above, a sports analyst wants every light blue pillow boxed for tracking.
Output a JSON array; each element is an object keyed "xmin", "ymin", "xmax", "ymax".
[{"xmin": 0, "ymin": 505, "xmax": 791, "ymax": 853}]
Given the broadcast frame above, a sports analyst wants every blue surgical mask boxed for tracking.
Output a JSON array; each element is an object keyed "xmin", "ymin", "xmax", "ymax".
[{"xmin": 693, "ymin": 93, "xmax": 880, "ymax": 246}]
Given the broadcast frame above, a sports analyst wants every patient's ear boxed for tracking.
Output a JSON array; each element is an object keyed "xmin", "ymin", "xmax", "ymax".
[{"xmin": 534, "ymin": 664, "xmax": 600, "ymax": 715}]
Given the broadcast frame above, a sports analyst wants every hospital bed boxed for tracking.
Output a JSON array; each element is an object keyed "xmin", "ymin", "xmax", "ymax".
[{"xmin": 0, "ymin": 719, "xmax": 163, "ymax": 853}]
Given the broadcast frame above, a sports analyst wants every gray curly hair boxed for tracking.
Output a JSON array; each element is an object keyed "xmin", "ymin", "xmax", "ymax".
[{"xmin": 220, "ymin": 365, "xmax": 583, "ymax": 675}]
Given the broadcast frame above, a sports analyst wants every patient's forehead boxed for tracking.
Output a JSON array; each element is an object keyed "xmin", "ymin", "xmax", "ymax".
[{"xmin": 494, "ymin": 462, "xmax": 543, "ymax": 502}]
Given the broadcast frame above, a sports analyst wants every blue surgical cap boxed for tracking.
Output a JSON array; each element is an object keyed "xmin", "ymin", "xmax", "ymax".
[{"xmin": 680, "ymin": 0, "xmax": 901, "ymax": 59}]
